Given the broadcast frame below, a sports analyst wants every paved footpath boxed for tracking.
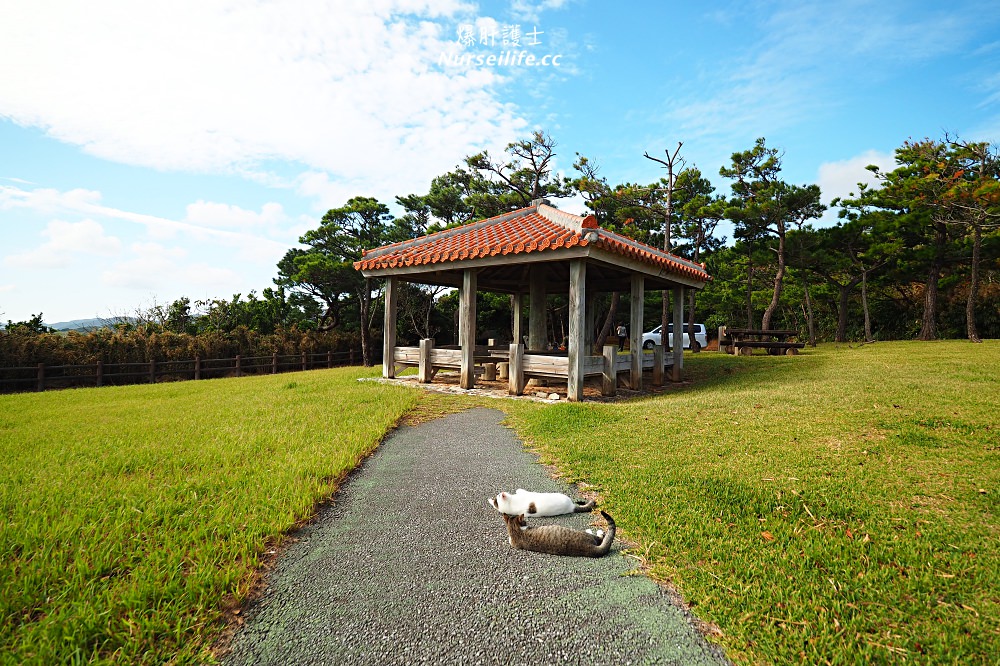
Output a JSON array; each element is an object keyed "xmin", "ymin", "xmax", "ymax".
[{"xmin": 223, "ymin": 408, "xmax": 729, "ymax": 666}]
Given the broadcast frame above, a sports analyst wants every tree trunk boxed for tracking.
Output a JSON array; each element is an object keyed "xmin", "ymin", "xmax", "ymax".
[
  {"xmin": 359, "ymin": 278, "xmax": 373, "ymax": 366},
  {"xmin": 687, "ymin": 289, "xmax": 699, "ymax": 351},
  {"xmin": 761, "ymin": 226, "xmax": 786, "ymax": 331},
  {"xmin": 836, "ymin": 283, "xmax": 850, "ymax": 343},
  {"xmin": 966, "ymin": 224, "xmax": 983, "ymax": 343},
  {"xmin": 803, "ymin": 273, "xmax": 816, "ymax": 347},
  {"xmin": 918, "ymin": 222, "xmax": 946, "ymax": 341},
  {"xmin": 661, "ymin": 293, "xmax": 669, "ymax": 352},
  {"xmin": 861, "ymin": 269, "xmax": 874, "ymax": 343},
  {"xmin": 595, "ymin": 292, "xmax": 619, "ymax": 350}
]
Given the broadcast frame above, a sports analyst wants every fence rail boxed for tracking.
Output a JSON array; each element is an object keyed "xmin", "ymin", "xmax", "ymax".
[{"xmin": 0, "ymin": 350, "xmax": 370, "ymax": 394}]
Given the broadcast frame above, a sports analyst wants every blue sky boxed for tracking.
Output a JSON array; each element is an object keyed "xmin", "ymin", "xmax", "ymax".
[{"xmin": 2, "ymin": 0, "xmax": 998, "ymax": 324}]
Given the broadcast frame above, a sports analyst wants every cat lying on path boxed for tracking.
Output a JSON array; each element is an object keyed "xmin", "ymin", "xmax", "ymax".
[
  {"xmin": 489, "ymin": 489, "xmax": 595, "ymax": 517},
  {"xmin": 501, "ymin": 510, "xmax": 616, "ymax": 558}
]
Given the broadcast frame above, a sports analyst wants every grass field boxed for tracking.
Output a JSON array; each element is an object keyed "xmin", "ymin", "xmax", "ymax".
[
  {"xmin": 1, "ymin": 342, "xmax": 997, "ymax": 664},
  {"xmin": 501, "ymin": 341, "xmax": 999, "ymax": 664},
  {"xmin": 0, "ymin": 368, "xmax": 418, "ymax": 664}
]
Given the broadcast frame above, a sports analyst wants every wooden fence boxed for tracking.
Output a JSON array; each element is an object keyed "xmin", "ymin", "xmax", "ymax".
[{"xmin": 0, "ymin": 349, "xmax": 374, "ymax": 394}]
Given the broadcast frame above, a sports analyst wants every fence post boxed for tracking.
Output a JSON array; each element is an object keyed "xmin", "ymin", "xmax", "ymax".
[
  {"xmin": 602, "ymin": 344, "xmax": 617, "ymax": 397},
  {"xmin": 96, "ymin": 360, "xmax": 104, "ymax": 387},
  {"xmin": 149, "ymin": 359, "xmax": 156, "ymax": 384},
  {"xmin": 235, "ymin": 354, "xmax": 242, "ymax": 377},
  {"xmin": 327, "ymin": 350, "xmax": 332, "ymax": 368},
  {"xmin": 350, "ymin": 348, "xmax": 355, "ymax": 365},
  {"xmin": 194, "ymin": 357, "xmax": 201, "ymax": 380},
  {"xmin": 301, "ymin": 352, "xmax": 307, "ymax": 371},
  {"xmin": 418, "ymin": 338, "xmax": 434, "ymax": 383},
  {"xmin": 37, "ymin": 363, "xmax": 45, "ymax": 392},
  {"xmin": 508, "ymin": 343, "xmax": 525, "ymax": 396},
  {"xmin": 272, "ymin": 352, "xmax": 278, "ymax": 374},
  {"xmin": 652, "ymin": 344, "xmax": 664, "ymax": 386}
]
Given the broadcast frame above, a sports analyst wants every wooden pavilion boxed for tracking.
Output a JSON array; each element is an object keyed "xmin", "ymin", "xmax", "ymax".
[{"xmin": 354, "ymin": 200, "xmax": 711, "ymax": 401}]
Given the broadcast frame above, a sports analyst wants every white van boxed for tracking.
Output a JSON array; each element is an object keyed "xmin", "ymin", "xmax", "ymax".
[{"xmin": 642, "ymin": 323, "xmax": 708, "ymax": 352}]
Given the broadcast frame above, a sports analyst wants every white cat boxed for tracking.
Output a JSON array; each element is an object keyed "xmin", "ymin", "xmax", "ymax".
[{"xmin": 489, "ymin": 488, "xmax": 595, "ymax": 517}]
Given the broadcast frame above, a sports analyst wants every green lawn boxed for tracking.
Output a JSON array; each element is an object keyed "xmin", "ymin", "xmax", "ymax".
[
  {"xmin": 0, "ymin": 368, "xmax": 418, "ymax": 665},
  {"xmin": 501, "ymin": 341, "xmax": 999, "ymax": 664},
  {"xmin": 2, "ymin": 342, "xmax": 997, "ymax": 664}
]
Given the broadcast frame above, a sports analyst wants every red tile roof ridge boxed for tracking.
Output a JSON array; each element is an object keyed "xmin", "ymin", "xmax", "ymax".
[
  {"xmin": 593, "ymin": 231, "xmax": 707, "ymax": 275},
  {"xmin": 353, "ymin": 200, "xmax": 710, "ymax": 282},
  {"xmin": 537, "ymin": 203, "xmax": 593, "ymax": 232},
  {"xmin": 360, "ymin": 204, "xmax": 539, "ymax": 260}
]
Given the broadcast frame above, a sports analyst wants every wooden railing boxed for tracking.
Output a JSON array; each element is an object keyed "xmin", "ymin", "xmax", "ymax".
[{"xmin": 0, "ymin": 349, "xmax": 369, "ymax": 394}]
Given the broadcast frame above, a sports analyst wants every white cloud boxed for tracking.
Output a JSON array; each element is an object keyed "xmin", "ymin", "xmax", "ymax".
[
  {"xmin": 662, "ymin": 2, "xmax": 983, "ymax": 153},
  {"xmin": 183, "ymin": 201, "xmax": 288, "ymax": 231},
  {"xmin": 0, "ymin": 284, "xmax": 14, "ymax": 293},
  {"xmin": 0, "ymin": 184, "xmax": 291, "ymax": 256},
  {"xmin": 510, "ymin": 0, "xmax": 573, "ymax": 22},
  {"xmin": 181, "ymin": 263, "xmax": 244, "ymax": 290},
  {"xmin": 816, "ymin": 149, "xmax": 896, "ymax": 205},
  {"xmin": 101, "ymin": 243, "xmax": 186, "ymax": 290},
  {"xmin": 4, "ymin": 219, "xmax": 122, "ymax": 269},
  {"xmin": 0, "ymin": 1, "xmax": 528, "ymax": 203}
]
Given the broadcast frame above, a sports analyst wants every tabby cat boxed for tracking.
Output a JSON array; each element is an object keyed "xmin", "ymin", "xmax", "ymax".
[{"xmin": 501, "ymin": 511, "xmax": 615, "ymax": 558}]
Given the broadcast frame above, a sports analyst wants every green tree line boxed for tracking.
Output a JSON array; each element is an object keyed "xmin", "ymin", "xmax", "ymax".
[{"xmin": 4, "ymin": 132, "xmax": 998, "ymax": 368}]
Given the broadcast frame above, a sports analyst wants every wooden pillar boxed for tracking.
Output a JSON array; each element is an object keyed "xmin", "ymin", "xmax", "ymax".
[
  {"xmin": 508, "ymin": 343, "xmax": 525, "ymax": 395},
  {"xmin": 383, "ymin": 276, "xmax": 398, "ymax": 378},
  {"xmin": 512, "ymin": 293, "xmax": 524, "ymax": 345},
  {"xmin": 460, "ymin": 268, "xmax": 477, "ymax": 389},
  {"xmin": 602, "ymin": 344, "xmax": 617, "ymax": 396},
  {"xmin": 568, "ymin": 259, "xmax": 586, "ymax": 402},
  {"xmin": 528, "ymin": 267, "xmax": 546, "ymax": 350},
  {"xmin": 585, "ymin": 290, "xmax": 597, "ymax": 356},
  {"xmin": 672, "ymin": 285, "xmax": 684, "ymax": 381},
  {"xmin": 418, "ymin": 338, "xmax": 434, "ymax": 383},
  {"xmin": 630, "ymin": 274, "xmax": 644, "ymax": 390},
  {"xmin": 96, "ymin": 360, "xmax": 104, "ymax": 387}
]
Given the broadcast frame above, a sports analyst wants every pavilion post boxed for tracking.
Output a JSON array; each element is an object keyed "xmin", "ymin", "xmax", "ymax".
[
  {"xmin": 528, "ymin": 267, "xmax": 546, "ymax": 351},
  {"xmin": 630, "ymin": 274, "xmax": 644, "ymax": 390},
  {"xmin": 383, "ymin": 276, "xmax": 398, "ymax": 378},
  {"xmin": 512, "ymin": 292, "xmax": 524, "ymax": 345},
  {"xmin": 567, "ymin": 259, "xmax": 586, "ymax": 402},
  {"xmin": 585, "ymin": 289, "xmax": 597, "ymax": 356},
  {"xmin": 460, "ymin": 268, "xmax": 477, "ymax": 389},
  {"xmin": 672, "ymin": 285, "xmax": 684, "ymax": 381}
]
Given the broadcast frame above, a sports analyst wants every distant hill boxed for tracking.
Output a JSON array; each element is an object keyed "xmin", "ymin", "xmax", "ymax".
[{"xmin": 47, "ymin": 317, "xmax": 124, "ymax": 332}]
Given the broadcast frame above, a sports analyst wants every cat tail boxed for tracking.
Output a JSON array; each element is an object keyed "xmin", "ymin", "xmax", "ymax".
[
  {"xmin": 591, "ymin": 511, "xmax": 616, "ymax": 557},
  {"xmin": 573, "ymin": 499, "xmax": 596, "ymax": 513}
]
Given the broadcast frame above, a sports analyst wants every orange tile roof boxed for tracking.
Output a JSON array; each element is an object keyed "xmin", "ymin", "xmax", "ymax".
[{"xmin": 354, "ymin": 203, "xmax": 710, "ymax": 283}]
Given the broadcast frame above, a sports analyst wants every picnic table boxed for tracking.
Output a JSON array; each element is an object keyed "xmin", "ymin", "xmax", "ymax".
[{"xmin": 719, "ymin": 327, "xmax": 805, "ymax": 356}]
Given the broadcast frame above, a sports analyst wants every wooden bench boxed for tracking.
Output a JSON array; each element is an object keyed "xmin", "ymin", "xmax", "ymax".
[{"xmin": 719, "ymin": 327, "xmax": 805, "ymax": 356}]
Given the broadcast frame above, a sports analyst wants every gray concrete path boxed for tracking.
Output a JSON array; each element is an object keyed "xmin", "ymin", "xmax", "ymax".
[{"xmin": 223, "ymin": 408, "xmax": 729, "ymax": 665}]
